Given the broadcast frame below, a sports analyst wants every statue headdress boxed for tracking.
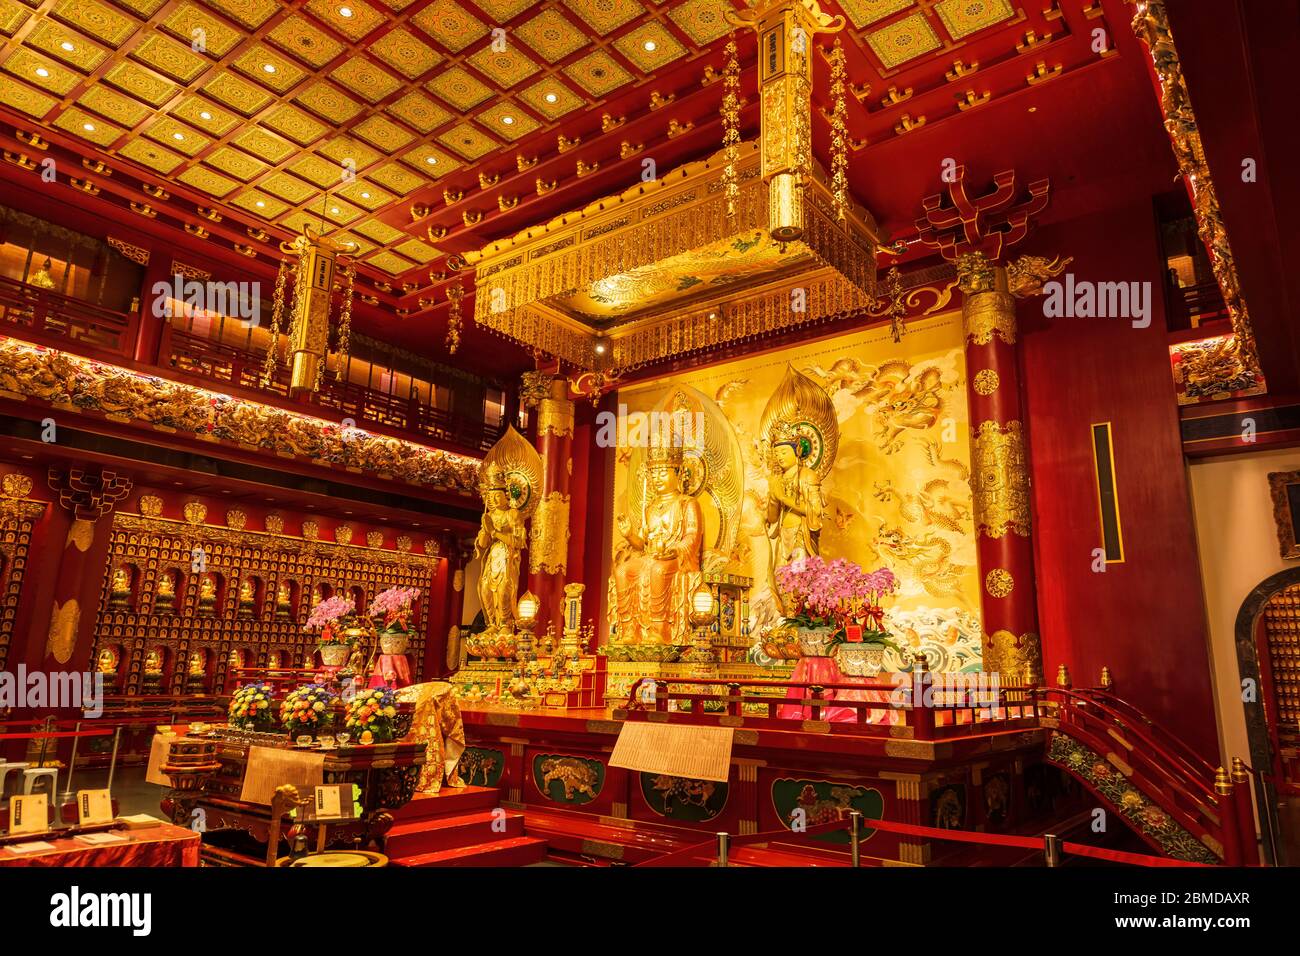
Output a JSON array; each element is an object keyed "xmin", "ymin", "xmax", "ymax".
[
  {"xmin": 760, "ymin": 364, "xmax": 840, "ymax": 480},
  {"xmin": 478, "ymin": 425, "xmax": 544, "ymax": 519}
]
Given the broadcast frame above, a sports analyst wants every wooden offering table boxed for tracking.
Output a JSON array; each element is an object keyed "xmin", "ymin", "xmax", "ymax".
[{"xmin": 155, "ymin": 730, "xmax": 426, "ymax": 866}]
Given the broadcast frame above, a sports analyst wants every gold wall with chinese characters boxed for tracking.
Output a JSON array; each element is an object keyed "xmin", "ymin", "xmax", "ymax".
[{"xmin": 611, "ymin": 312, "xmax": 984, "ymax": 672}]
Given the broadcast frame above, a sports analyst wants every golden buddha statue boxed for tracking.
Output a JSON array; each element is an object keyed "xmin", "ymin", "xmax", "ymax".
[
  {"xmin": 197, "ymin": 574, "xmax": 218, "ymax": 614},
  {"xmin": 611, "ymin": 443, "xmax": 704, "ymax": 645},
  {"xmin": 473, "ymin": 426, "xmax": 543, "ymax": 641},
  {"xmin": 760, "ymin": 366, "xmax": 839, "ymax": 617},
  {"xmin": 155, "ymin": 571, "xmax": 176, "ymax": 612},
  {"xmin": 275, "ymin": 581, "xmax": 292, "ymax": 619},
  {"xmin": 108, "ymin": 567, "xmax": 132, "ymax": 608},
  {"xmin": 97, "ymin": 648, "xmax": 116, "ymax": 676},
  {"xmin": 237, "ymin": 579, "xmax": 256, "ymax": 617},
  {"xmin": 143, "ymin": 648, "xmax": 163, "ymax": 692}
]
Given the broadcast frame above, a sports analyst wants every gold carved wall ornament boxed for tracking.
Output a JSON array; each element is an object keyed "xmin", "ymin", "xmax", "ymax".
[
  {"xmin": 530, "ymin": 491, "xmax": 571, "ymax": 575},
  {"xmin": 970, "ymin": 420, "xmax": 1031, "ymax": 537},
  {"xmin": 0, "ymin": 340, "xmax": 481, "ymax": 496},
  {"xmin": 973, "ymin": 369, "xmax": 1000, "ymax": 395},
  {"xmin": 107, "ymin": 237, "xmax": 149, "ymax": 265},
  {"xmin": 46, "ymin": 599, "xmax": 80, "ymax": 664},
  {"xmin": 985, "ymin": 568, "xmax": 1015, "ymax": 598},
  {"xmin": 138, "ymin": 495, "xmax": 163, "ymax": 517},
  {"xmin": 1131, "ymin": 1, "xmax": 1261, "ymax": 385}
]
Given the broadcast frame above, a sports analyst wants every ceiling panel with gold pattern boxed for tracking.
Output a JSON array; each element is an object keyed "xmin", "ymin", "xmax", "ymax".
[{"xmin": 0, "ymin": 0, "xmax": 1162, "ymax": 364}]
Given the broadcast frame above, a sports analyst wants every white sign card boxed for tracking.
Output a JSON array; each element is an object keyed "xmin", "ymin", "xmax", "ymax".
[
  {"xmin": 8, "ymin": 794, "xmax": 48, "ymax": 836},
  {"xmin": 77, "ymin": 789, "xmax": 114, "ymax": 826}
]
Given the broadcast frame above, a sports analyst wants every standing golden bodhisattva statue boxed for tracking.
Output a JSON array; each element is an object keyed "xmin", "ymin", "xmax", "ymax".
[
  {"xmin": 473, "ymin": 426, "xmax": 543, "ymax": 641},
  {"xmin": 760, "ymin": 365, "xmax": 839, "ymax": 617},
  {"xmin": 612, "ymin": 443, "xmax": 704, "ymax": 645}
]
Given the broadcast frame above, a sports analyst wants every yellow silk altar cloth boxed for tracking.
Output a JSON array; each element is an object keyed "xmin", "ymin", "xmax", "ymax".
[{"xmin": 397, "ymin": 681, "xmax": 466, "ymax": 794}]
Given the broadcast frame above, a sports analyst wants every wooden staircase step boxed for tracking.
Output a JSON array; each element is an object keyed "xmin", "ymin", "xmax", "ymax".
[
  {"xmin": 385, "ymin": 810, "xmax": 525, "ymax": 856},
  {"xmin": 390, "ymin": 786, "xmax": 500, "ymax": 822},
  {"xmin": 391, "ymin": 836, "xmax": 548, "ymax": 868}
]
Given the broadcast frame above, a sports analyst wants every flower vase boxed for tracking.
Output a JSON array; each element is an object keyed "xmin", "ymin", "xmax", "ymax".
[
  {"xmin": 797, "ymin": 626, "xmax": 837, "ymax": 658},
  {"xmin": 319, "ymin": 644, "xmax": 350, "ymax": 667},
  {"xmin": 379, "ymin": 631, "xmax": 408, "ymax": 655},
  {"xmin": 836, "ymin": 644, "xmax": 885, "ymax": 677}
]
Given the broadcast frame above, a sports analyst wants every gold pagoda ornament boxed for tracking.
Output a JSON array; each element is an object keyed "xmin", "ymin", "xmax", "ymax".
[
  {"xmin": 729, "ymin": 0, "xmax": 846, "ymax": 242},
  {"xmin": 267, "ymin": 224, "xmax": 357, "ymax": 395}
]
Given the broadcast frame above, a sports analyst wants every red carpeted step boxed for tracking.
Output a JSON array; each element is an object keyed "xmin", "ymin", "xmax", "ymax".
[
  {"xmin": 391, "ymin": 835, "xmax": 548, "ymax": 868},
  {"xmin": 388, "ymin": 786, "xmax": 501, "ymax": 822},
  {"xmin": 385, "ymin": 809, "xmax": 525, "ymax": 857}
]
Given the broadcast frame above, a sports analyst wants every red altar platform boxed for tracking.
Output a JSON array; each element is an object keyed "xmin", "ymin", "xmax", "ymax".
[{"xmin": 452, "ymin": 668, "xmax": 1249, "ymax": 867}]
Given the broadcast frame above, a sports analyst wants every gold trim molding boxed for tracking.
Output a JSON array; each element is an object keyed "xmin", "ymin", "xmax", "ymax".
[
  {"xmin": 970, "ymin": 420, "xmax": 1031, "ymax": 537},
  {"xmin": 0, "ymin": 338, "xmax": 481, "ymax": 497},
  {"xmin": 529, "ymin": 491, "xmax": 571, "ymax": 574},
  {"xmin": 1131, "ymin": 1, "xmax": 1261, "ymax": 383}
]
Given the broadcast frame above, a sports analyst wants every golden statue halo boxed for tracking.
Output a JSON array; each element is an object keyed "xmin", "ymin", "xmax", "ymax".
[
  {"xmin": 626, "ymin": 385, "xmax": 743, "ymax": 559},
  {"xmin": 479, "ymin": 425, "xmax": 544, "ymax": 520},
  {"xmin": 760, "ymin": 364, "xmax": 840, "ymax": 481}
]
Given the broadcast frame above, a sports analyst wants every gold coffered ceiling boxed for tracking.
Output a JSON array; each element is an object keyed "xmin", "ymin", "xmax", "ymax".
[{"xmin": 0, "ymin": 0, "xmax": 1076, "ymax": 291}]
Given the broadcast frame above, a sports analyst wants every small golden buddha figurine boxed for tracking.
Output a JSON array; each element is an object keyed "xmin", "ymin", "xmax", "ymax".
[
  {"xmin": 142, "ymin": 649, "xmax": 163, "ymax": 693},
  {"xmin": 97, "ymin": 648, "xmax": 116, "ymax": 676},
  {"xmin": 275, "ymin": 581, "xmax": 292, "ymax": 619},
  {"xmin": 184, "ymin": 651, "xmax": 207, "ymax": 694},
  {"xmin": 197, "ymin": 574, "xmax": 218, "ymax": 614},
  {"xmin": 237, "ymin": 579, "xmax": 256, "ymax": 617},
  {"xmin": 155, "ymin": 572, "xmax": 176, "ymax": 612},
  {"xmin": 108, "ymin": 567, "xmax": 132, "ymax": 609}
]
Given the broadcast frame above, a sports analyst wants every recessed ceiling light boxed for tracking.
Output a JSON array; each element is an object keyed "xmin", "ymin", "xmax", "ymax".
[
  {"xmin": 83, "ymin": 122, "xmax": 95, "ymax": 132},
  {"xmin": 330, "ymin": 207, "xmax": 339, "ymax": 214},
  {"xmin": 544, "ymin": 92, "xmax": 557, "ymax": 103},
  {"xmin": 255, "ymin": 200, "xmax": 265, "ymax": 208},
  {"xmin": 360, "ymin": 191, "xmax": 370, "ymax": 198},
  {"xmin": 644, "ymin": 40, "xmax": 657, "ymax": 52},
  {"xmin": 425, "ymin": 156, "xmax": 437, "ymax": 165},
  {"xmin": 339, "ymin": 5, "xmax": 353, "ymax": 16},
  {"xmin": 263, "ymin": 63, "xmax": 277, "ymax": 73},
  {"xmin": 172, "ymin": 132, "xmax": 184, "ymax": 140},
  {"xmin": 501, "ymin": 115, "xmax": 514, "ymax": 125},
  {"xmin": 61, "ymin": 41, "xmax": 75, "ymax": 52},
  {"xmin": 199, "ymin": 110, "xmax": 212, "ymax": 120},
  {"xmin": 35, "ymin": 67, "xmax": 49, "ymax": 77}
]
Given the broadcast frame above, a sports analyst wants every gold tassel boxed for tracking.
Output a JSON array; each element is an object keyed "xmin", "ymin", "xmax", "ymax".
[{"xmin": 721, "ymin": 33, "xmax": 742, "ymax": 220}]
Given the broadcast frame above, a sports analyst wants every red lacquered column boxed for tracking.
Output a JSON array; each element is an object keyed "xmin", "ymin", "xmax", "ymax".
[{"xmin": 959, "ymin": 256, "xmax": 1042, "ymax": 685}]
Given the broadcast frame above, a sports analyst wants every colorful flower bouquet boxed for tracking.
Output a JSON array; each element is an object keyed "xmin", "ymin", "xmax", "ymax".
[
  {"xmin": 344, "ymin": 685, "xmax": 399, "ymax": 743},
  {"xmin": 368, "ymin": 586, "xmax": 421, "ymax": 655},
  {"xmin": 280, "ymin": 683, "xmax": 337, "ymax": 737},
  {"xmin": 307, "ymin": 596, "xmax": 356, "ymax": 645},
  {"xmin": 774, "ymin": 556, "xmax": 901, "ymax": 656},
  {"xmin": 228, "ymin": 681, "xmax": 276, "ymax": 731}
]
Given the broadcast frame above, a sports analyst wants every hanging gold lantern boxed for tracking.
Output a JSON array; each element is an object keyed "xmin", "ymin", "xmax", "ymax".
[
  {"xmin": 730, "ymin": 0, "xmax": 845, "ymax": 243},
  {"xmin": 277, "ymin": 224, "xmax": 356, "ymax": 395}
]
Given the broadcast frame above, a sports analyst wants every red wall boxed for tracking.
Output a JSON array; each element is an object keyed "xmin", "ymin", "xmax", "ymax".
[{"xmin": 1019, "ymin": 199, "xmax": 1219, "ymax": 758}]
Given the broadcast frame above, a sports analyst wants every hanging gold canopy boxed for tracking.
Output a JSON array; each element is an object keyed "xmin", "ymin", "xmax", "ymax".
[{"xmin": 467, "ymin": 141, "xmax": 881, "ymax": 372}]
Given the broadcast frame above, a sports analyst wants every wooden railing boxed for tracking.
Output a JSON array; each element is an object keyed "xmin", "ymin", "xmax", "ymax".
[
  {"xmin": 167, "ymin": 327, "xmax": 504, "ymax": 452},
  {"xmin": 0, "ymin": 273, "xmax": 134, "ymax": 355}
]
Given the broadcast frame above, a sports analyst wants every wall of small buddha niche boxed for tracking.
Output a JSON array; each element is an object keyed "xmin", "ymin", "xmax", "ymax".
[{"xmin": 89, "ymin": 486, "xmax": 442, "ymax": 697}]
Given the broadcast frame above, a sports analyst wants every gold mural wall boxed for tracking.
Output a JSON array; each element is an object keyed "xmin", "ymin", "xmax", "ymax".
[{"xmin": 610, "ymin": 313, "xmax": 983, "ymax": 672}]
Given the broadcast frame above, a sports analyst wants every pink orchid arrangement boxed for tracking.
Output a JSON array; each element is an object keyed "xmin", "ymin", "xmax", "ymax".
[
  {"xmin": 775, "ymin": 556, "xmax": 899, "ymax": 646},
  {"xmin": 368, "ymin": 586, "xmax": 421, "ymax": 632},
  {"xmin": 306, "ymin": 595, "xmax": 355, "ymax": 630}
]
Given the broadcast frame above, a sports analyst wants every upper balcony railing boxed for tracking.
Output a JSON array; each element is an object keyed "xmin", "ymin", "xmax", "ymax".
[{"xmin": 0, "ymin": 274, "xmax": 503, "ymax": 454}]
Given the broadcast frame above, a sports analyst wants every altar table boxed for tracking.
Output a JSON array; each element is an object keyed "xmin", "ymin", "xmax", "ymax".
[
  {"xmin": 775, "ymin": 656, "xmax": 899, "ymax": 724},
  {"xmin": 0, "ymin": 822, "xmax": 200, "ymax": 867}
]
